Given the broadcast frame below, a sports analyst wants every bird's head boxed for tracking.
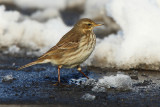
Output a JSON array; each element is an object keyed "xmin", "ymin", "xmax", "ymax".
[{"xmin": 75, "ymin": 18, "xmax": 103, "ymax": 32}]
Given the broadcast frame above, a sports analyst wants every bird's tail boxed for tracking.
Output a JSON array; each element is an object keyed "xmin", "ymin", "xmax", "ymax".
[{"xmin": 16, "ymin": 61, "xmax": 39, "ymax": 70}]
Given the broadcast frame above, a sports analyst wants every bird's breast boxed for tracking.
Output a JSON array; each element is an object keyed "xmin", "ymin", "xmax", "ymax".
[
  {"xmin": 57, "ymin": 32, "xmax": 96, "ymax": 68},
  {"xmin": 79, "ymin": 32, "xmax": 96, "ymax": 49},
  {"xmin": 70, "ymin": 32, "xmax": 96, "ymax": 64}
]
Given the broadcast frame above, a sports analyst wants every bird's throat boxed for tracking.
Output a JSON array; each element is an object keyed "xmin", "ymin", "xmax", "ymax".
[{"xmin": 82, "ymin": 29, "xmax": 93, "ymax": 34}]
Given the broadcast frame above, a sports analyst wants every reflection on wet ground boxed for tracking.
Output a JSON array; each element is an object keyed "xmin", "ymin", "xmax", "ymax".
[{"xmin": 0, "ymin": 54, "xmax": 160, "ymax": 107}]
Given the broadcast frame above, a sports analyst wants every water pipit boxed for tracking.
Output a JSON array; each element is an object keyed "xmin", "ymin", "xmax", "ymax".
[{"xmin": 17, "ymin": 18, "xmax": 103, "ymax": 85}]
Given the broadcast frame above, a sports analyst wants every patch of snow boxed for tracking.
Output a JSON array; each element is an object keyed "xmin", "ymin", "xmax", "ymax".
[
  {"xmin": 86, "ymin": 0, "xmax": 160, "ymax": 70},
  {"xmin": 2, "ymin": 75, "xmax": 14, "ymax": 82},
  {"xmin": 81, "ymin": 93, "xmax": 96, "ymax": 101}
]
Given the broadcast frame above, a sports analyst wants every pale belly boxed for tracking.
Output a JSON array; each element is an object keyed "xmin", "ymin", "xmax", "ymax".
[{"xmin": 65, "ymin": 45, "xmax": 95, "ymax": 68}]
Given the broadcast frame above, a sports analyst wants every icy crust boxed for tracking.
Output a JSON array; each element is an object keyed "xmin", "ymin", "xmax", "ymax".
[{"xmin": 0, "ymin": 6, "xmax": 71, "ymax": 55}]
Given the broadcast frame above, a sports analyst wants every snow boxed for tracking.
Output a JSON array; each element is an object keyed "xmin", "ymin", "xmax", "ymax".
[
  {"xmin": 86, "ymin": 0, "xmax": 160, "ymax": 70},
  {"xmin": 81, "ymin": 93, "xmax": 96, "ymax": 101},
  {"xmin": 69, "ymin": 73, "xmax": 132, "ymax": 92},
  {"xmin": 13, "ymin": 0, "xmax": 85, "ymax": 10},
  {"xmin": 0, "ymin": 6, "xmax": 71, "ymax": 55},
  {"xmin": 81, "ymin": 0, "xmax": 120, "ymax": 34},
  {"xmin": 4, "ymin": 45, "xmax": 20, "ymax": 54},
  {"xmin": 31, "ymin": 8, "xmax": 59, "ymax": 22},
  {"xmin": 1, "ymin": 0, "xmax": 160, "ymax": 70},
  {"xmin": 81, "ymin": 0, "xmax": 108, "ymax": 20},
  {"xmin": 2, "ymin": 75, "xmax": 14, "ymax": 82},
  {"xmin": 92, "ymin": 73, "xmax": 132, "ymax": 92},
  {"xmin": 14, "ymin": 0, "xmax": 66, "ymax": 10}
]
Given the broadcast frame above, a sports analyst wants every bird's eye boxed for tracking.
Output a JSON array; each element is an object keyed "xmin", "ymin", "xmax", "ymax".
[{"xmin": 88, "ymin": 24, "xmax": 92, "ymax": 26}]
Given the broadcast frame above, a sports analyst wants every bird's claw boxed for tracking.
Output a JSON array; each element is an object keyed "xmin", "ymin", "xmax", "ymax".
[{"xmin": 53, "ymin": 82, "xmax": 71, "ymax": 87}]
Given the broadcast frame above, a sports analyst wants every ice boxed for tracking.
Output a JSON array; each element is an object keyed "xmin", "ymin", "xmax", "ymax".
[
  {"xmin": 86, "ymin": 0, "xmax": 160, "ymax": 70},
  {"xmin": 81, "ymin": 93, "xmax": 96, "ymax": 101}
]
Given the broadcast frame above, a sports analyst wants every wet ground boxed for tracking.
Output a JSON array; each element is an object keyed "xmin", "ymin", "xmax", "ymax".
[{"xmin": 0, "ymin": 53, "xmax": 160, "ymax": 107}]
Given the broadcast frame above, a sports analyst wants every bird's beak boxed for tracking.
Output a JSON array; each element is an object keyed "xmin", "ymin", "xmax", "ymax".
[{"xmin": 94, "ymin": 23, "xmax": 104, "ymax": 26}]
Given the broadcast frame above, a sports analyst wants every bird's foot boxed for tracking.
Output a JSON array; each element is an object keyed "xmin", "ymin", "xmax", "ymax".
[
  {"xmin": 53, "ymin": 82, "xmax": 60, "ymax": 86},
  {"xmin": 53, "ymin": 82, "xmax": 71, "ymax": 87}
]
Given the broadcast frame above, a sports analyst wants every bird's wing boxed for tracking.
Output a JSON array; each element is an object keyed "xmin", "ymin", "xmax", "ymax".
[{"xmin": 38, "ymin": 29, "xmax": 82, "ymax": 60}]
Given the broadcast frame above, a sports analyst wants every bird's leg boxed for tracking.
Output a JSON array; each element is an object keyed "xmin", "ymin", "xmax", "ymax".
[
  {"xmin": 77, "ymin": 66, "xmax": 89, "ymax": 79},
  {"xmin": 53, "ymin": 65, "xmax": 62, "ymax": 86},
  {"xmin": 58, "ymin": 65, "xmax": 62, "ymax": 84}
]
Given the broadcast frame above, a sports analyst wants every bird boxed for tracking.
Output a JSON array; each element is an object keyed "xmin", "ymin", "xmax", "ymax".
[{"xmin": 17, "ymin": 18, "xmax": 102, "ymax": 85}]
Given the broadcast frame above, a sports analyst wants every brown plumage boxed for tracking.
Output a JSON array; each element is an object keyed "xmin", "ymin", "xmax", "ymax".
[{"xmin": 17, "ymin": 18, "xmax": 102, "ymax": 85}]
